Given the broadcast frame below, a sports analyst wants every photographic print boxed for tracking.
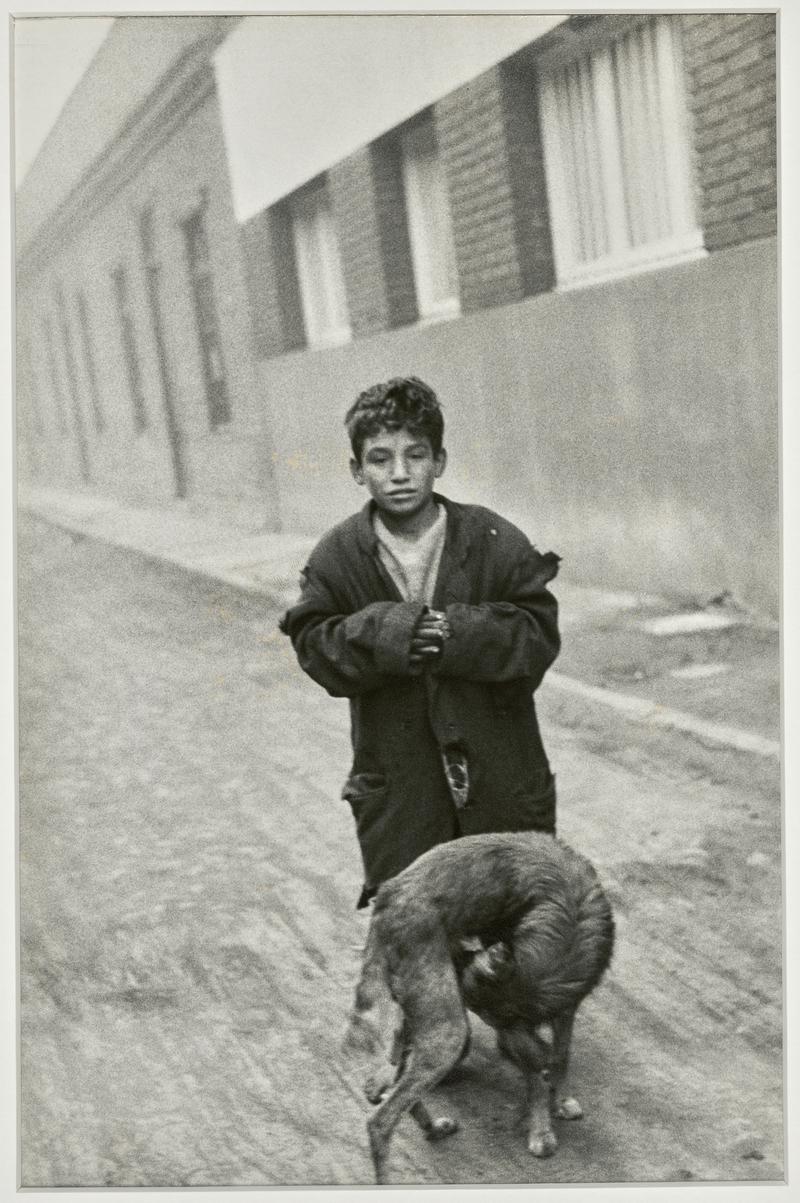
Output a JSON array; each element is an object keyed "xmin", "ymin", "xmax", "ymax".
[{"xmin": 13, "ymin": 5, "xmax": 783, "ymax": 1191}]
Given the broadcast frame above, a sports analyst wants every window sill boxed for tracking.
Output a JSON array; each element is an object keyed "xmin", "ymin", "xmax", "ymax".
[
  {"xmin": 417, "ymin": 300, "xmax": 461, "ymax": 327},
  {"xmin": 306, "ymin": 327, "xmax": 352, "ymax": 350},
  {"xmin": 555, "ymin": 231, "xmax": 707, "ymax": 292}
]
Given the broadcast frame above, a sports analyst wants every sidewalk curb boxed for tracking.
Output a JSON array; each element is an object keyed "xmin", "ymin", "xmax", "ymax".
[
  {"xmin": 21, "ymin": 497, "xmax": 779, "ymax": 763},
  {"xmin": 20, "ymin": 502, "xmax": 298, "ymax": 612},
  {"xmin": 546, "ymin": 672, "xmax": 780, "ymax": 760}
]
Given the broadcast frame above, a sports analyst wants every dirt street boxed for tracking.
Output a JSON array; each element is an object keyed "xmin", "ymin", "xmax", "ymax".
[{"xmin": 17, "ymin": 515, "xmax": 783, "ymax": 1187}]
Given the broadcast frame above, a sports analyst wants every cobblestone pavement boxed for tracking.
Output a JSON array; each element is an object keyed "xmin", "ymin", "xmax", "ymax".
[{"xmin": 17, "ymin": 514, "xmax": 783, "ymax": 1188}]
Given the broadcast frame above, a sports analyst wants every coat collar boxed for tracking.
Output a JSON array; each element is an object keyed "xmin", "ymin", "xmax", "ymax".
[{"xmin": 354, "ymin": 493, "xmax": 473, "ymax": 566}]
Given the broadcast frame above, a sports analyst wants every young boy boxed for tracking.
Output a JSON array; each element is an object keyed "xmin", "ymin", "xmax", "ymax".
[{"xmin": 280, "ymin": 376, "xmax": 560, "ymax": 908}]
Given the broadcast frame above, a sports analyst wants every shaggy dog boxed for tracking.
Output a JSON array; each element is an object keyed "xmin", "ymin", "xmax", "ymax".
[{"xmin": 342, "ymin": 831, "xmax": 615, "ymax": 1184}]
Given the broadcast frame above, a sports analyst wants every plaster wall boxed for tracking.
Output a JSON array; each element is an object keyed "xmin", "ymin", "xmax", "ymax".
[
  {"xmin": 18, "ymin": 91, "xmax": 280, "ymax": 529},
  {"xmin": 256, "ymin": 237, "xmax": 779, "ymax": 616}
]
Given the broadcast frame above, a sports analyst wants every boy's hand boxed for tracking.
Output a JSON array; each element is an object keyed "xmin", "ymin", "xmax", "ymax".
[{"xmin": 409, "ymin": 610, "xmax": 451, "ymax": 668}]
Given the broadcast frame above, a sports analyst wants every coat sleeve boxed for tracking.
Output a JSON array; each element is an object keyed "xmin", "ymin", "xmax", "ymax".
[
  {"xmin": 279, "ymin": 561, "xmax": 426, "ymax": 698},
  {"xmin": 432, "ymin": 543, "xmax": 560, "ymax": 688}
]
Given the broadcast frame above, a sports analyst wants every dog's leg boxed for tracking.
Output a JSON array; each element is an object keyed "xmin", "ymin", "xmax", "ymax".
[
  {"xmin": 343, "ymin": 927, "xmax": 404, "ymax": 1108},
  {"xmin": 386, "ymin": 1016, "xmax": 467, "ymax": 1122},
  {"xmin": 342, "ymin": 921, "xmax": 386, "ymax": 1062},
  {"xmin": 525, "ymin": 1066, "xmax": 558, "ymax": 1158},
  {"xmin": 367, "ymin": 961, "xmax": 468, "ymax": 1184},
  {"xmin": 363, "ymin": 1007, "xmax": 407, "ymax": 1105},
  {"xmin": 498, "ymin": 1025, "xmax": 558, "ymax": 1158},
  {"xmin": 370, "ymin": 1021, "xmax": 460, "ymax": 1143},
  {"xmin": 364, "ymin": 1060, "xmax": 400, "ymax": 1106},
  {"xmin": 551, "ymin": 1009, "xmax": 583, "ymax": 1120},
  {"xmin": 389, "ymin": 1021, "xmax": 406, "ymax": 1066},
  {"xmin": 410, "ymin": 1100, "xmax": 460, "ymax": 1141},
  {"xmin": 362, "ymin": 1015, "xmax": 409, "ymax": 1106},
  {"xmin": 367, "ymin": 1024, "xmax": 467, "ymax": 1183}
]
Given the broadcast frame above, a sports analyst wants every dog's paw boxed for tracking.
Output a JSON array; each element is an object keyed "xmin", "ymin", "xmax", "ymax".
[
  {"xmin": 528, "ymin": 1129, "xmax": 558, "ymax": 1158},
  {"xmin": 557, "ymin": 1096, "xmax": 583, "ymax": 1121},
  {"xmin": 426, "ymin": 1116, "xmax": 459, "ymax": 1142},
  {"xmin": 364, "ymin": 1063, "xmax": 396, "ymax": 1105}
]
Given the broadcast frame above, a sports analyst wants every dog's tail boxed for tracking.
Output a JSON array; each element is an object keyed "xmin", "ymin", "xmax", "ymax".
[{"xmin": 341, "ymin": 917, "xmax": 389, "ymax": 1060}]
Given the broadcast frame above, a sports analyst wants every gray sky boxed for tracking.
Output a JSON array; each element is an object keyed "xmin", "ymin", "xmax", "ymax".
[{"xmin": 12, "ymin": 12, "xmax": 563, "ymax": 218}]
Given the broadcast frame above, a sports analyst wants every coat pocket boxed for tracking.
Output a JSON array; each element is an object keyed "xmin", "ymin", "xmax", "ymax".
[{"xmin": 340, "ymin": 773, "xmax": 397, "ymax": 889}]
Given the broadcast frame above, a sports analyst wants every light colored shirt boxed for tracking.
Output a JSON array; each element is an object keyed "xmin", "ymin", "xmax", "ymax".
[
  {"xmin": 375, "ymin": 502, "xmax": 469, "ymax": 808},
  {"xmin": 374, "ymin": 503, "xmax": 447, "ymax": 605}
]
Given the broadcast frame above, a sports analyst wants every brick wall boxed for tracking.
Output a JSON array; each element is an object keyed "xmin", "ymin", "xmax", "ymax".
[
  {"xmin": 434, "ymin": 60, "xmax": 554, "ymax": 314},
  {"xmin": 681, "ymin": 12, "xmax": 777, "ymax": 251},
  {"xmin": 498, "ymin": 54, "xmax": 556, "ymax": 299},
  {"xmin": 371, "ymin": 135, "xmax": 419, "ymax": 331},
  {"xmin": 242, "ymin": 11, "xmax": 776, "ymax": 354},
  {"xmin": 436, "ymin": 69, "xmax": 519, "ymax": 313},
  {"xmin": 240, "ymin": 205, "xmax": 305, "ymax": 358},
  {"xmin": 433, "ymin": 59, "xmax": 553, "ymax": 315},
  {"xmin": 329, "ymin": 144, "xmax": 417, "ymax": 338}
]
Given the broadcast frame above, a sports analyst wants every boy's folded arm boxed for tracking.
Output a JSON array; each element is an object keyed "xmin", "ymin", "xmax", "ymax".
[
  {"xmin": 432, "ymin": 548, "xmax": 561, "ymax": 687},
  {"xmin": 280, "ymin": 571, "xmax": 425, "ymax": 696}
]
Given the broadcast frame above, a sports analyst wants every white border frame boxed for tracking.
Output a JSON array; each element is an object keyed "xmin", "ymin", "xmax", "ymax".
[{"xmin": 4, "ymin": 7, "xmax": 796, "ymax": 1203}]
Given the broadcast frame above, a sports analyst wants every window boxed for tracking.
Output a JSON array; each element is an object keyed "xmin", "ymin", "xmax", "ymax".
[
  {"xmin": 76, "ymin": 290, "xmax": 105, "ymax": 434},
  {"xmin": 181, "ymin": 205, "xmax": 231, "ymax": 429},
  {"xmin": 141, "ymin": 206, "xmax": 188, "ymax": 499},
  {"xmin": 112, "ymin": 266, "xmax": 149, "ymax": 433},
  {"xmin": 538, "ymin": 16, "xmax": 703, "ymax": 288},
  {"xmin": 400, "ymin": 117, "xmax": 459, "ymax": 323},
  {"xmin": 289, "ymin": 181, "xmax": 351, "ymax": 349},
  {"xmin": 55, "ymin": 286, "xmax": 91, "ymax": 482}
]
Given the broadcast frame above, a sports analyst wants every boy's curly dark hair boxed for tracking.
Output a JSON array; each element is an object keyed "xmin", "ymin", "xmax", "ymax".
[{"xmin": 345, "ymin": 376, "xmax": 444, "ymax": 463}]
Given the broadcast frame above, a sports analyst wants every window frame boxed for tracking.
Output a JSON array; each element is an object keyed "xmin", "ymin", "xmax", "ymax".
[
  {"xmin": 538, "ymin": 15, "xmax": 705, "ymax": 290},
  {"xmin": 55, "ymin": 283, "xmax": 92, "ymax": 482},
  {"xmin": 399, "ymin": 115, "xmax": 460, "ymax": 324},
  {"xmin": 289, "ymin": 179, "xmax": 351, "ymax": 350},
  {"xmin": 180, "ymin": 204, "xmax": 232, "ymax": 431},
  {"xmin": 111, "ymin": 264, "xmax": 150, "ymax": 434},
  {"xmin": 76, "ymin": 289, "xmax": 106, "ymax": 435}
]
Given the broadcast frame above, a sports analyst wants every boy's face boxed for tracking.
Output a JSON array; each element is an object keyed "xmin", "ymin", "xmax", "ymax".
[{"xmin": 351, "ymin": 428, "xmax": 446, "ymax": 520}]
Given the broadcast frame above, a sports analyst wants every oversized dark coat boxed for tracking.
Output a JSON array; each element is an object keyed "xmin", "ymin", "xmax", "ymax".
[{"xmin": 279, "ymin": 494, "xmax": 561, "ymax": 905}]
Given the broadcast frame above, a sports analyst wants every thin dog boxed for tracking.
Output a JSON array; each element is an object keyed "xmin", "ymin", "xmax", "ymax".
[{"xmin": 342, "ymin": 830, "xmax": 615, "ymax": 1184}]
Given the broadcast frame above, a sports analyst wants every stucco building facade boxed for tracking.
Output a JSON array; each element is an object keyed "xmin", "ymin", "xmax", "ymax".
[{"xmin": 16, "ymin": 16, "xmax": 280, "ymax": 529}]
